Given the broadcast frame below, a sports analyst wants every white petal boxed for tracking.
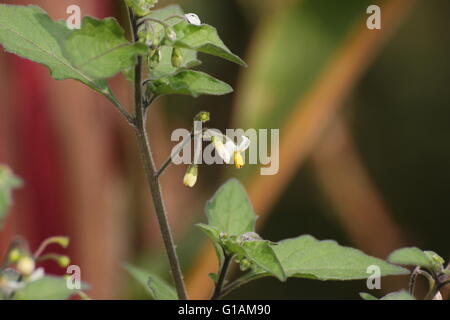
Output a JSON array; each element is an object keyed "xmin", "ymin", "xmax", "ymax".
[
  {"xmin": 28, "ymin": 267, "xmax": 45, "ymax": 282},
  {"xmin": 5, "ymin": 280, "xmax": 24, "ymax": 290},
  {"xmin": 223, "ymin": 140, "xmax": 236, "ymax": 164},
  {"xmin": 215, "ymin": 141, "xmax": 232, "ymax": 164},
  {"xmin": 185, "ymin": 13, "xmax": 201, "ymax": 26},
  {"xmin": 237, "ymin": 136, "xmax": 250, "ymax": 152}
]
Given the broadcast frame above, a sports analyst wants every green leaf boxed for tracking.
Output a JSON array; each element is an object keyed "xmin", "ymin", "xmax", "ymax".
[
  {"xmin": 123, "ymin": 67, "xmax": 135, "ymax": 83},
  {"xmin": 150, "ymin": 46, "xmax": 201, "ymax": 79},
  {"xmin": 388, "ymin": 247, "xmax": 437, "ymax": 271},
  {"xmin": 124, "ymin": 264, "xmax": 177, "ymax": 300},
  {"xmin": 196, "ymin": 223, "xmax": 222, "ymax": 243},
  {"xmin": 14, "ymin": 276, "xmax": 82, "ymax": 300},
  {"xmin": 173, "ymin": 21, "xmax": 246, "ymax": 66},
  {"xmin": 0, "ymin": 5, "xmax": 109, "ymax": 94},
  {"xmin": 126, "ymin": 0, "xmax": 158, "ymax": 17},
  {"xmin": 423, "ymin": 251, "xmax": 446, "ymax": 272},
  {"xmin": 359, "ymin": 292, "xmax": 378, "ymax": 300},
  {"xmin": 143, "ymin": 4, "xmax": 182, "ymax": 23},
  {"xmin": 242, "ymin": 240, "xmax": 286, "ymax": 281},
  {"xmin": 0, "ymin": 165, "xmax": 22, "ymax": 228},
  {"xmin": 208, "ymin": 273, "xmax": 219, "ymax": 284},
  {"xmin": 268, "ymin": 235, "xmax": 409, "ymax": 280},
  {"xmin": 380, "ymin": 290, "xmax": 416, "ymax": 300},
  {"xmin": 360, "ymin": 290, "xmax": 416, "ymax": 300},
  {"xmin": 196, "ymin": 223, "xmax": 225, "ymax": 265},
  {"xmin": 147, "ymin": 70, "xmax": 232, "ymax": 97},
  {"xmin": 64, "ymin": 17, "xmax": 147, "ymax": 80},
  {"xmin": 205, "ymin": 179, "xmax": 257, "ymax": 236}
]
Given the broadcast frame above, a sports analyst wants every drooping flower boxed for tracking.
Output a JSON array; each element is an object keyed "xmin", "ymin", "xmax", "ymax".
[
  {"xmin": 171, "ymin": 47, "xmax": 183, "ymax": 68},
  {"xmin": 183, "ymin": 164, "xmax": 198, "ymax": 187},
  {"xmin": 205, "ymin": 130, "xmax": 250, "ymax": 168},
  {"xmin": 184, "ymin": 13, "xmax": 201, "ymax": 26}
]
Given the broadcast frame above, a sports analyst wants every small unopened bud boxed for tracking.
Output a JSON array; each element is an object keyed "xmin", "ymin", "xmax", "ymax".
[
  {"xmin": 194, "ymin": 111, "xmax": 210, "ymax": 123},
  {"xmin": 17, "ymin": 256, "xmax": 35, "ymax": 276},
  {"xmin": 165, "ymin": 28, "xmax": 177, "ymax": 42},
  {"xmin": 238, "ymin": 232, "xmax": 262, "ymax": 244},
  {"xmin": 137, "ymin": 31, "xmax": 147, "ymax": 43},
  {"xmin": 57, "ymin": 256, "xmax": 70, "ymax": 268},
  {"xmin": 148, "ymin": 48, "xmax": 161, "ymax": 69},
  {"xmin": 238, "ymin": 258, "xmax": 252, "ymax": 272},
  {"xmin": 8, "ymin": 249, "xmax": 21, "ymax": 263},
  {"xmin": 126, "ymin": 0, "xmax": 154, "ymax": 17},
  {"xmin": 171, "ymin": 47, "xmax": 183, "ymax": 68},
  {"xmin": 219, "ymin": 232, "xmax": 228, "ymax": 239},
  {"xmin": 183, "ymin": 165, "xmax": 198, "ymax": 188}
]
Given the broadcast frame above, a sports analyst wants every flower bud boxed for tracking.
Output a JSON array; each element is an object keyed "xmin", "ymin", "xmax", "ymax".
[
  {"xmin": 171, "ymin": 47, "xmax": 183, "ymax": 68},
  {"xmin": 183, "ymin": 165, "xmax": 198, "ymax": 188},
  {"xmin": 137, "ymin": 31, "xmax": 145, "ymax": 43},
  {"xmin": 148, "ymin": 48, "xmax": 161, "ymax": 69},
  {"xmin": 57, "ymin": 256, "xmax": 70, "ymax": 268},
  {"xmin": 239, "ymin": 259, "xmax": 252, "ymax": 271},
  {"xmin": 8, "ymin": 248, "xmax": 21, "ymax": 263},
  {"xmin": 165, "ymin": 28, "xmax": 177, "ymax": 42},
  {"xmin": 194, "ymin": 111, "xmax": 210, "ymax": 123},
  {"xmin": 16, "ymin": 256, "xmax": 35, "ymax": 276},
  {"xmin": 126, "ymin": 0, "xmax": 155, "ymax": 17}
]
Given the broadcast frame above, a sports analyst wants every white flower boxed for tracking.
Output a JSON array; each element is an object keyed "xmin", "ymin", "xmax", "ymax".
[
  {"xmin": 185, "ymin": 13, "xmax": 201, "ymax": 26},
  {"xmin": 238, "ymin": 232, "xmax": 262, "ymax": 244},
  {"xmin": 0, "ymin": 267, "xmax": 44, "ymax": 297},
  {"xmin": 204, "ymin": 130, "xmax": 250, "ymax": 168},
  {"xmin": 28, "ymin": 267, "xmax": 45, "ymax": 282}
]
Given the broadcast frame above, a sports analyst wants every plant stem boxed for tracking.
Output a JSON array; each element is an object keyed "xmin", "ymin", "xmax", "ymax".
[
  {"xmin": 211, "ymin": 254, "xmax": 233, "ymax": 300},
  {"xmin": 155, "ymin": 131, "xmax": 194, "ymax": 178},
  {"xmin": 408, "ymin": 266, "xmax": 420, "ymax": 296},
  {"xmin": 128, "ymin": 7, "xmax": 187, "ymax": 300},
  {"xmin": 219, "ymin": 273, "xmax": 266, "ymax": 299},
  {"xmin": 105, "ymin": 93, "xmax": 134, "ymax": 125}
]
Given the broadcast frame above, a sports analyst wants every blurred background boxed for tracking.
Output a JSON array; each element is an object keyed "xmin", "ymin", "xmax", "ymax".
[{"xmin": 1, "ymin": 0, "xmax": 449, "ymax": 299}]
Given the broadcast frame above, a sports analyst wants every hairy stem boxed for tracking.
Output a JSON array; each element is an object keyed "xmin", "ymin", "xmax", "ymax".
[
  {"xmin": 128, "ymin": 7, "xmax": 187, "ymax": 300},
  {"xmin": 155, "ymin": 131, "xmax": 194, "ymax": 178},
  {"xmin": 211, "ymin": 254, "xmax": 233, "ymax": 300},
  {"xmin": 105, "ymin": 93, "xmax": 134, "ymax": 125}
]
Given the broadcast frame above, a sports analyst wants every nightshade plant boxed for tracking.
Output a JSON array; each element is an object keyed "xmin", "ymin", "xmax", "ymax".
[{"xmin": 0, "ymin": 1, "xmax": 448, "ymax": 300}]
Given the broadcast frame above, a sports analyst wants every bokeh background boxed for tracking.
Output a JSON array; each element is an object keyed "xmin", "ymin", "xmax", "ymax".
[{"xmin": 1, "ymin": 0, "xmax": 449, "ymax": 299}]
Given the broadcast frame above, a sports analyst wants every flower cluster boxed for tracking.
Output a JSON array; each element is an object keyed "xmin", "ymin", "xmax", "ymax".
[
  {"xmin": 0, "ymin": 236, "xmax": 70, "ymax": 299},
  {"xmin": 134, "ymin": 5, "xmax": 202, "ymax": 71},
  {"xmin": 182, "ymin": 113, "xmax": 251, "ymax": 188}
]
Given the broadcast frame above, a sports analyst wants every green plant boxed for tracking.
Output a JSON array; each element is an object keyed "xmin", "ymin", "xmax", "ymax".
[
  {"xmin": 0, "ymin": 1, "xmax": 447, "ymax": 300},
  {"xmin": 0, "ymin": 166, "xmax": 85, "ymax": 300}
]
